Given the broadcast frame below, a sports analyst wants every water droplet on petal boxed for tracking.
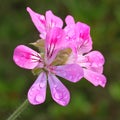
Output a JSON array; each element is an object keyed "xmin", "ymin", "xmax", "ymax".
[
  {"xmin": 53, "ymin": 86, "xmax": 69, "ymax": 105},
  {"xmin": 35, "ymin": 94, "xmax": 44, "ymax": 103},
  {"xmin": 96, "ymin": 76, "xmax": 99, "ymax": 80},
  {"xmin": 39, "ymin": 82, "xmax": 46, "ymax": 88},
  {"xmin": 99, "ymin": 80, "xmax": 102, "ymax": 85},
  {"xmin": 29, "ymin": 86, "xmax": 36, "ymax": 96},
  {"xmin": 53, "ymin": 87, "xmax": 63, "ymax": 100},
  {"xmin": 54, "ymin": 92, "xmax": 63, "ymax": 100},
  {"xmin": 31, "ymin": 87, "xmax": 35, "ymax": 91}
]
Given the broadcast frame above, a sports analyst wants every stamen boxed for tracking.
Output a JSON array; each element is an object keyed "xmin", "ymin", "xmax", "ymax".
[{"xmin": 47, "ymin": 39, "xmax": 56, "ymax": 59}]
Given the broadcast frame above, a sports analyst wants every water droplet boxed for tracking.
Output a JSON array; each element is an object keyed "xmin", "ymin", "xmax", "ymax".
[
  {"xmin": 35, "ymin": 94, "xmax": 44, "ymax": 103},
  {"xmin": 31, "ymin": 87, "xmax": 35, "ymax": 91},
  {"xmin": 99, "ymin": 80, "xmax": 102, "ymax": 84},
  {"xmin": 92, "ymin": 63, "xmax": 98, "ymax": 67},
  {"xmin": 39, "ymin": 81, "xmax": 46, "ymax": 88},
  {"xmin": 53, "ymin": 87, "xmax": 63, "ymax": 100},
  {"xmin": 54, "ymin": 92, "xmax": 63, "ymax": 100},
  {"xmin": 28, "ymin": 86, "xmax": 36, "ymax": 96},
  {"xmin": 96, "ymin": 76, "xmax": 99, "ymax": 80}
]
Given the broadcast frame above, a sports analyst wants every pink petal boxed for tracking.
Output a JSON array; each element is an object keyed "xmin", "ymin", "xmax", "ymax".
[
  {"xmin": 85, "ymin": 51, "xmax": 105, "ymax": 67},
  {"xmin": 84, "ymin": 69, "xmax": 107, "ymax": 87},
  {"xmin": 13, "ymin": 45, "xmax": 43, "ymax": 69},
  {"xmin": 45, "ymin": 10, "xmax": 63, "ymax": 29},
  {"xmin": 76, "ymin": 22, "xmax": 91, "ymax": 39},
  {"xmin": 26, "ymin": 7, "xmax": 46, "ymax": 39},
  {"xmin": 64, "ymin": 20, "xmax": 92, "ymax": 54},
  {"xmin": 84, "ymin": 51, "xmax": 105, "ymax": 73},
  {"xmin": 64, "ymin": 16, "xmax": 76, "ymax": 47},
  {"xmin": 75, "ymin": 22, "xmax": 92, "ymax": 53},
  {"xmin": 27, "ymin": 7, "xmax": 63, "ymax": 39},
  {"xmin": 45, "ymin": 27, "xmax": 66, "ymax": 65},
  {"xmin": 28, "ymin": 72, "xmax": 47, "ymax": 105},
  {"xmin": 65, "ymin": 15, "xmax": 75, "ymax": 25},
  {"xmin": 53, "ymin": 64, "xmax": 84, "ymax": 82},
  {"xmin": 89, "ymin": 66, "xmax": 104, "ymax": 74},
  {"xmin": 46, "ymin": 27, "xmax": 65, "ymax": 50},
  {"xmin": 48, "ymin": 73, "xmax": 70, "ymax": 106}
]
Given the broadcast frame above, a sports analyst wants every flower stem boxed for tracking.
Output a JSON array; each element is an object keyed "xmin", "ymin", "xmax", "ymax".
[{"xmin": 7, "ymin": 99, "xmax": 29, "ymax": 120}]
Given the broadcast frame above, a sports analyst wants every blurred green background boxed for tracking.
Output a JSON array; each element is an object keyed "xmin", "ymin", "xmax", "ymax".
[{"xmin": 0, "ymin": 0, "xmax": 120, "ymax": 120}]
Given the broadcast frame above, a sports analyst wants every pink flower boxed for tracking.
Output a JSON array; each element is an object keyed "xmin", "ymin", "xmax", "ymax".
[
  {"xmin": 13, "ymin": 27, "xmax": 84, "ymax": 106},
  {"xmin": 27, "ymin": 7, "xmax": 63, "ymax": 39},
  {"xmin": 64, "ymin": 15, "xmax": 92, "ymax": 54},
  {"xmin": 66, "ymin": 51, "xmax": 106, "ymax": 87},
  {"xmin": 65, "ymin": 16, "xmax": 106, "ymax": 87},
  {"xmin": 13, "ymin": 8, "xmax": 107, "ymax": 106}
]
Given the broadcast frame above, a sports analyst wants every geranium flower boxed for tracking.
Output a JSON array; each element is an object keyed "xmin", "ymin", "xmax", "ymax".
[
  {"xmin": 13, "ymin": 27, "xmax": 84, "ymax": 106},
  {"xmin": 27, "ymin": 7, "xmax": 63, "ymax": 39},
  {"xmin": 64, "ymin": 16, "xmax": 106, "ymax": 87},
  {"xmin": 13, "ymin": 7, "xmax": 107, "ymax": 107}
]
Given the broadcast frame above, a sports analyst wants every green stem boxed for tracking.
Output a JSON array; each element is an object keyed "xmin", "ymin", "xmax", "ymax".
[{"xmin": 7, "ymin": 99, "xmax": 29, "ymax": 120}]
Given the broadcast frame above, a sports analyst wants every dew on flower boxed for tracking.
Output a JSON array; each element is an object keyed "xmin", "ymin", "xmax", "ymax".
[
  {"xmin": 35, "ymin": 95, "xmax": 44, "ymax": 103},
  {"xmin": 13, "ymin": 7, "xmax": 106, "ymax": 107}
]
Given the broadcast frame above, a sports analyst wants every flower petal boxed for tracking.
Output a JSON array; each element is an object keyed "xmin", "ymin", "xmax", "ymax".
[
  {"xmin": 28, "ymin": 72, "xmax": 47, "ymax": 105},
  {"xmin": 26, "ymin": 7, "xmax": 46, "ymax": 39},
  {"xmin": 84, "ymin": 51, "xmax": 105, "ymax": 73},
  {"xmin": 75, "ymin": 22, "xmax": 92, "ymax": 54},
  {"xmin": 45, "ymin": 10, "xmax": 63, "ymax": 29},
  {"xmin": 13, "ymin": 45, "xmax": 43, "ymax": 69},
  {"xmin": 64, "ymin": 16, "xmax": 76, "ymax": 48},
  {"xmin": 84, "ymin": 69, "xmax": 107, "ymax": 87},
  {"xmin": 64, "ymin": 19, "xmax": 92, "ymax": 54},
  {"xmin": 45, "ymin": 27, "xmax": 66, "ymax": 65},
  {"xmin": 53, "ymin": 64, "xmax": 84, "ymax": 82},
  {"xmin": 27, "ymin": 7, "xmax": 63, "ymax": 39},
  {"xmin": 85, "ymin": 51, "xmax": 105, "ymax": 67},
  {"xmin": 65, "ymin": 15, "xmax": 75, "ymax": 25},
  {"xmin": 48, "ymin": 73, "xmax": 70, "ymax": 106}
]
